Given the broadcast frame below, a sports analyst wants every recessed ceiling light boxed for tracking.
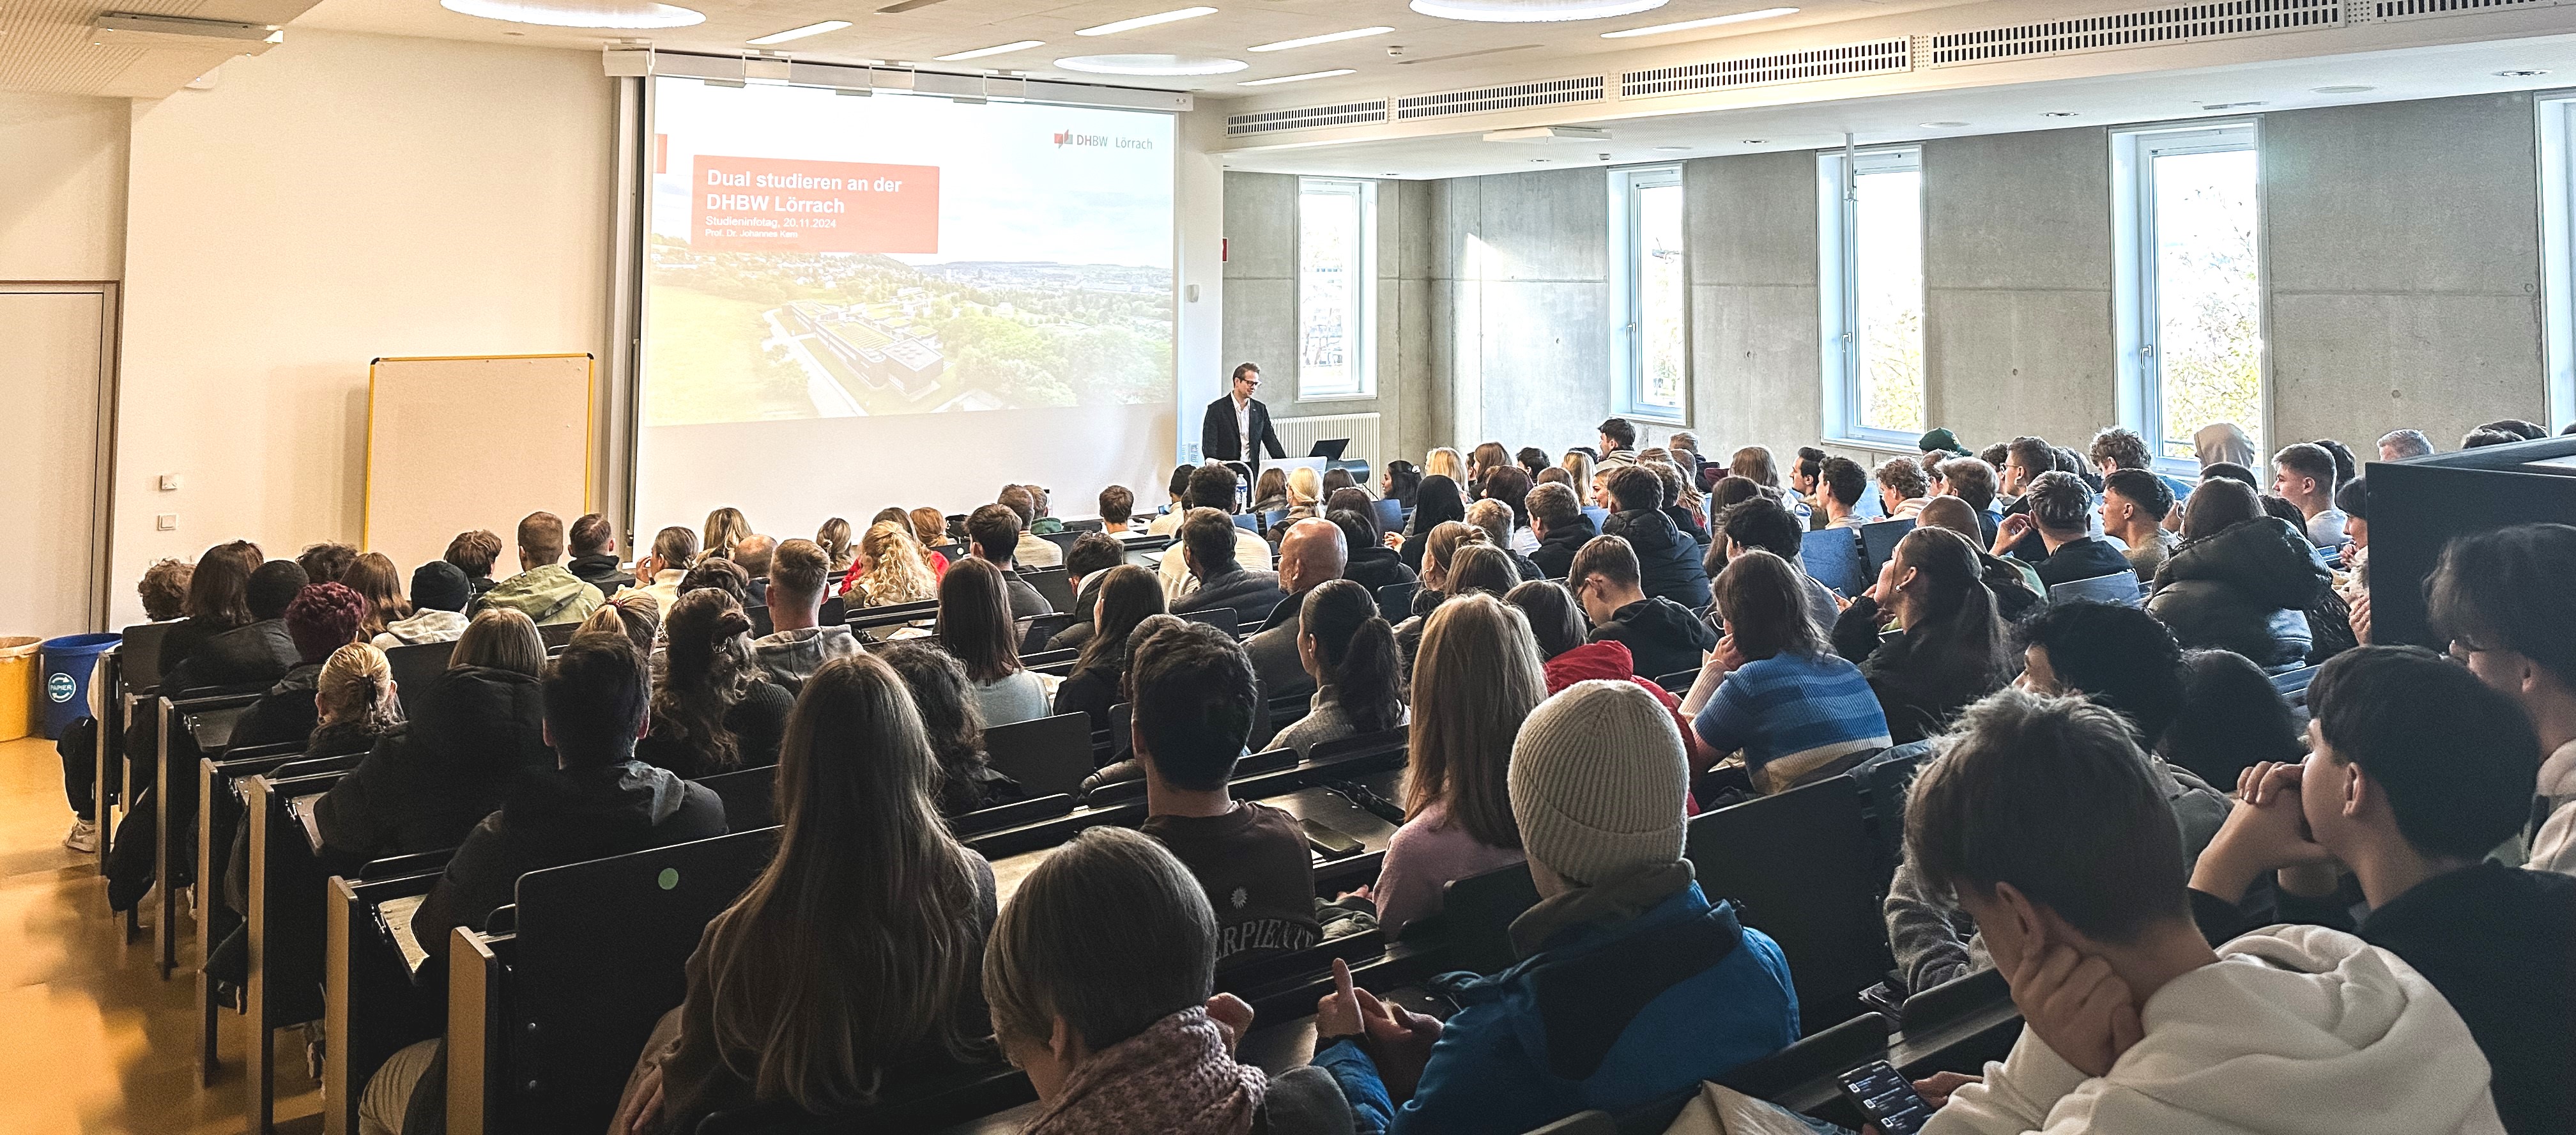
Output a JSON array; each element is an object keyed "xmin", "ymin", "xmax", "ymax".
[
  {"xmin": 1529, "ymin": 158, "xmax": 1550, "ymax": 162},
  {"xmin": 2200, "ymin": 100, "xmax": 2266, "ymax": 111},
  {"xmin": 1412, "ymin": 0, "xmax": 1669, "ymax": 24},
  {"xmin": 1600, "ymin": 5, "xmax": 1796, "ymax": 38},
  {"xmin": 1055, "ymin": 52, "xmax": 1246, "ymax": 75},
  {"xmin": 1249, "ymin": 26, "xmax": 1392, "ymax": 51},
  {"xmin": 2312, "ymin": 84, "xmax": 2374, "ymax": 94},
  {"xmin": 1237, "ymin": 68, "xmax": 1356, "ymax": 86},
  {"xmin": 1075, "ymin": 6, "xmax": 1218, "ymax": 36},
  {"xmin": 1920, "ymin": 120, "xmax": 1967, "ymax": 128},
  {"xmin": 440, "ymin": 0, "xmax": 703, "ymax": 29},
  {"xmin": 747, "ymin": 19, "xmax": 848, "ymax": 43},
  {"xmin": 2042, "ymin": 111, "xmax": 2077, "ymax": 117},
  {"xmin": 1382, "ymin": 171, "xmax": 1400, "ymax": 176},
  {"xmin": 2496, "ymin": 69, "xmax": 2551, "ymax": 78},
  {"xmin": 935, "ymin": 38, "xmax": 1042, "ymax": 60},
  {"xmin": 1740, "ymin": 138, "xmax": 1765, "ymax": 144},
  {"xmin": 1653, "ymin": 145, "xmax": 1687, "ymax": 151}
]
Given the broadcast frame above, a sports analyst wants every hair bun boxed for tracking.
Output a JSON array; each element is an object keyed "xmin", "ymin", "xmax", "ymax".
[{"xmin": 716, "ymin": 610, "xmax": 754, "ymax": 638}]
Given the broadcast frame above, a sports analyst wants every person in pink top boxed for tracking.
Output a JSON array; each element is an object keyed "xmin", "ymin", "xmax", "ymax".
[{"xmin": 1358, "ymin": 595, "xmax": 1543, "ymax": 936}]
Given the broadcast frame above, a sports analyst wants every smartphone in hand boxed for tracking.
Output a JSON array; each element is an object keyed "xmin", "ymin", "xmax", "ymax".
[{"xmin": 1836, "ymin": 1060, "xmax": 1935, "ymax": 1135}]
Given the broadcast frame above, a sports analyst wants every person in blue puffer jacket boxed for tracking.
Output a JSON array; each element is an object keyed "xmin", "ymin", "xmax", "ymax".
[{"xmin": 1312, "ymin": 679, "xmax": 1798, "ymax": 1135}]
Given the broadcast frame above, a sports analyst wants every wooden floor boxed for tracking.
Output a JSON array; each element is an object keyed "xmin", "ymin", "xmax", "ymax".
[{"xmin": 0, "ymin": 735, "xmax": 322, "ymax": 1134}]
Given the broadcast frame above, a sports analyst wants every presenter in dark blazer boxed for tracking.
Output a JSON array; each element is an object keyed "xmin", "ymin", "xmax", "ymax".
[{"xmin": 1201, "ymin": 362, "xmax": 1286, "ymax": 478}]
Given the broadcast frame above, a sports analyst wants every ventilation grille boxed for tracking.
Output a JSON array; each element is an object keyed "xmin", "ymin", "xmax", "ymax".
[
  {"xmin": 2365, "ymin": 0, "xmax": 2575, "ymax": 17},
  {"xmin": 1621, "ymin": 38, "xmax": 1911, "ymax": 99},
  {"xmin": 1225, "ymin": 100, "xmax": 1390, "ymax": 136},
  {"xmin": 1395, "ymin": 75, "xmax": 1605, "ymax": 120},
  {"xmin": 1928, "ymin": 0, "xmax": 2343, "ymax": 67}
]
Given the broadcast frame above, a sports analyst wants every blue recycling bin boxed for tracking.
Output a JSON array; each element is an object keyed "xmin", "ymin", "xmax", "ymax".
[{"xmin": 38, "ymin": 632, "xmax": 120, "ymax": 739}]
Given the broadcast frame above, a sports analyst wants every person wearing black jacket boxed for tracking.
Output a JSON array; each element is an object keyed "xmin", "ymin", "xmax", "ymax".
[
  {"xmin": 1830, "ymin": 527, "xmax": 2016, "ymax": 743},
  {"xmin": 1572, "ymin": 536, "xmax": 1716, "ymax": 680},
  {"xmin": 2145, "ymin": 479, "xmax": 2328, "ymax": 667},
  {"xmin": 312, "ymin": 611, "xmax": 555, "ymax": 866},
  {"xmin": 1054, "ymin": 566, "xmax": 1165, "ymax": 734},
  {"xmin": 2186, "ymin": 648, "xmax": 2575, "ymax": 1135},
  {"xmin": 1170, "ymin": 508, "xmax": 1287, "ymax": 631},
  {"xmin": 1598, "ymin": 467, "xmax": 1709, "ymax": 609},
  {"xmin": 230, "ymin": 582, "xmax": 372, "ymax": 752},
  {"xmin": 1200, "ymin": 363, "xmax": 1287, "ymax": 479},
  {"xmin": 1326, "ymin": 502, "xmax": 1416, "ymax": 612},
  {"xmin": 1396, "ymin": 475, "xmax": 1467, "ymax": 576},
  {"xmin": 1524, "ymin": 482, "xmax": 1597, "ymax": 580},
  {"xmin": 413, "ymin": 631, "xmax": 726, "ymax": 969},
  {"xmin": 565, "ymin": 513, "xmax": 630, "ymax": 597},
  {"xmin": 2015, "ymin": 470, "xmax": 2133, "ymax": 589}
]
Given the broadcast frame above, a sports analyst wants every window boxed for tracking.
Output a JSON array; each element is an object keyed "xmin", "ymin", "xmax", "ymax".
[
  {"xmin": 1297, "ymin": 178, "xmax": 1377, "ymax": 400},
  {"xmin": 2114, "ymin": 124, "xmax": 2266, "ymax": 468},
  {"xmin": 2542, "ymin": 97, "xmax": 2576, "ymax": 430},
  {"xmin": 1612, "ymin": 165, "xmax": 1688, "ymax": 420},
  {"xmin": 1820, "ymin": 147, "xmax": 1925, "ymax": 444}
]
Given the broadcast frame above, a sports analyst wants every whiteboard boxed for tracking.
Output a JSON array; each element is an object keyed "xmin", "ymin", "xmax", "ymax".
[{"xmin": 365, "ymin": 354, "xmax": 593, "ymax": 575}]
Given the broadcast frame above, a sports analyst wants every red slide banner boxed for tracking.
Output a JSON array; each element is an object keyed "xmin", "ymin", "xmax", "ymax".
[{"xmin": 691, "ymin": 156, "xmax": 940, "ymax": 254}]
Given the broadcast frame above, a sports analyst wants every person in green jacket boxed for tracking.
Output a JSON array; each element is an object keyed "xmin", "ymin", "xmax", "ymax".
[{"xmin": 472, "ymin": 511, "xmax": 605, "ymax": 626}]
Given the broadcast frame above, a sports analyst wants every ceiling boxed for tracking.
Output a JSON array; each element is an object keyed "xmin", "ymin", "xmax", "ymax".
[
  {"xmin": 0, "ymin": 0, "xmax": 321, "ymax": 96},
  {"xmin": 285, "ymin": 0, "xmax": 1993, "ymax": 95}
]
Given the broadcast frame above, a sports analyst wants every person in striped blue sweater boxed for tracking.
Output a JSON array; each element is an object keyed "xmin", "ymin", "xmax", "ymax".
[{"xmin": 1682, "ymin": 550, "xmax": 1893, "ymax": 794}]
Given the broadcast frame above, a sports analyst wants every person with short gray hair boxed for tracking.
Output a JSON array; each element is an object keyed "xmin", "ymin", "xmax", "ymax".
[
  {"xmin": 2377, "ymin": 428, "xmax": 2435, "ymax": 462},
  {"xmin": 985, "ymin": 826, "xmax": 1353, "ymax": 1134}
]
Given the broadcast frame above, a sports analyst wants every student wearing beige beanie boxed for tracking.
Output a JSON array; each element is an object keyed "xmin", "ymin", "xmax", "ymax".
[{"xmin": 1313, "ymin": 679, "xmax": 1798, "ymax": 1134}]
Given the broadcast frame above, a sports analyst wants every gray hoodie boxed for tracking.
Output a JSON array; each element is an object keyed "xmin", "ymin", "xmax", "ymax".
[
  {"xmin": 371, "ymin": 608, "xmax": 470, "ymax": 650},
  {"xmin": 749, "ymin": 624, "xmax": 863, "ymax": 693}
]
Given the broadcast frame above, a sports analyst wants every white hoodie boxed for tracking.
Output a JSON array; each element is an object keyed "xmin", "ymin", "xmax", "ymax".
[
  {"xmin": 1925, "ymin": 925, "xmax": 2504, "ymax": 1135},
  {"xmin": 2526, "ymin": 738, "xmax": 2576, "ymax": 876}
]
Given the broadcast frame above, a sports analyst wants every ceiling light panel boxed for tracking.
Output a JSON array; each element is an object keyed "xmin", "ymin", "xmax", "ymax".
[
  {"xmin": 1249, "ymin": 26, "xmax": 1393, "ymax": 52},
  {"xmin": 1412, "ymin": 0, "xmax": 1667, "ymax": 22},
  {"xmin": 1601, "ymin": 6, "xmax": 1796, "ymax": 38},
  {"xmin": 1055, "ymin": 52, "xmax": 1246, "ymax": 75},
  {"xmin": 1075, "ymin": 6, "xmax": 1218, "ymax": 36},
  {"xmin": 441, "ymin": 0, "xmax": 705, "ymax": 28},
  {"xmin": 935, "ymin": 39, "xmax": 1043, "ymax": 60},
  {"xmin": 1238, "ymin": 68, "xmax": 1358, "ymax": 86},
  {"xmin": 747, "ymin": 19, "xmax": 848, "ymax": 43}
]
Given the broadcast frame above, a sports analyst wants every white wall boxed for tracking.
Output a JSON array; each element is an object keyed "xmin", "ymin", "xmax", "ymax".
[
  {"xmin": 111, "ymin": 29, "xmax": 614, "ymax": 626},
  {"xmin": 0, "ymin": 91, "xmax": 128, "ymax": 280}
]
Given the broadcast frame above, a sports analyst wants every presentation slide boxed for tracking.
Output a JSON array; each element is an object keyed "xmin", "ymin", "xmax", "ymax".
[{"xmin": 634, "ymin": 77, "xmax": 1178, "ymax": 537}]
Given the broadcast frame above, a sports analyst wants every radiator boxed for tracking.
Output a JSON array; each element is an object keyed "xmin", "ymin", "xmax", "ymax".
[{"xmin": 1271, "ymin": 412, "xmax": 1383, "ymax": 468}]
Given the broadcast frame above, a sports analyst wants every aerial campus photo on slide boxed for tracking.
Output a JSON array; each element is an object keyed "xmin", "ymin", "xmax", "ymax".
[{"xmin": 644, "ymin": 77, "xmax": 1177, "ymax": 426}]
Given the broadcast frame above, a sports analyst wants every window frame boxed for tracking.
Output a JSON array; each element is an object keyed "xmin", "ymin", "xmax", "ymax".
[
  {"xmin": 1610, "ymin": 164, "xmax": 1690, "ymax": 424},
  {"xmin": 1294, "ymin": 176, "xmax": 1379, "ymax": 403},
  {"xmin": 1818, "ymin": 145, "xmax": 1926, "ymax": 448},
  {"xmin": 2112, "ymin": 121, "xmax": 2269, "ymax": 475},
  {"xmin": 2540, "ymin": 95, "xmax": 2576, "ymax": 431}
]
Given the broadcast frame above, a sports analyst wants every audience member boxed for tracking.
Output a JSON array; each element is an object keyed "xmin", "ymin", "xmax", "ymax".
[
  {"xmin": 2101, "ymin": 468, "xmax": 2179, "ymax": 580},
  {"xmin": 1041, "ymin": 531, "xmax": 1129, "ymax": 651},
  {"xmin": 2158, "ymin": 649, "xmax": 2306, "ymax": 792},
  {"xmin": 1323, "ymin": 467, "xmax": 1360, "ymax": 499},
  {"xmin": 1713, "ymin": 497, "xmax": 1839, "ymax": 629},
  {"xmin": 1131, "ymin": 622, "xmax": 1320, "ymax": 966},
  {"xmin": 845, "ymin": 520, "xmax": 940, "ymax": 609},
  {"xmin": 231, "ymin": 582, "xmax": 371, "ymax": 750},
  {"xmin": 2184, "ymin": 647, "xmax": 2574, "ymax": 1135},
  {"xmin": 1682, "ymin": 551, "xmax": 1891, "ymax": 793},
  {"xmin": 938, "ymin": 558, "xmax": 1050, "ymax": 729},
  {"xmin": 472, "ymin": 511, "xmax": 606, "ymax": 625},
  {"xmin": 1817, "ymin": 457, "xmax": 1868, "ymax": 530},
  {"xmin": 1462, "ymin": 500, "xmax": 1543, "ymax": 582},
  {"xmin": 1000, "ymin": 486, "xmax": 1063, "ymax": 569},
  {"xmin": 307, "ymin": 642, "xmax": 406, "ymax": 760},
  {"xmin": 634, "ymin": 589, "xmax": 790, "ymax": 778},
  {"xmin": 1993, "ymin": 437, "xmax": 2055, "ymax": 559},
  {"xmin": 815, "ymin": 516, "xmax": 856, "ymax": 575},
  {"xmin": 1285, "ymin": 465, "xmax": 1324, "ymax": 525},
  {"xmin": 2463, "ymin": 426, "xmax": 2523, "ymax": 449},
  {"xmin": 1365, "ymin": 595, "xmax": 1541, "ymax": 936},
  {"xmin": 730, "ymin": 534, "xmax": 776, "ymax": 602},
  {"xmin": 1790, "ymin": 446, "xmax": 1827, "ymax": 515},
  {"xmin": 2012, "ymin": 471, "xmax": 2129, "ymax": 587},
  {"xmin": 1479, "ymin": 465, "xmax": 1539, "ymax": 553},
  {"xmin": 1522, "ymin": 481, "xmax": 1595, "ymax": 580},
  {"xmin": 680, "ymin": 555, "xmax": 753, "ymax": 607},
  {"xmin": 1557, "ymin": 451, "xmax": 1593, "ymax": 504},
  {"xmin": 1098, "ymin": 484, "xmax": 1147, "ymax": 539},
  {"xmin": 1915, "ymin": 497, "xmax": 2043, "ymax": 621},
  {"xmin": 315, "ymin": 608, "xmax": 551, "ymax": 864},
  {"xmin": 2478, "ymin": 417, "xmax": 2547, "ymax": 440},
  {"xmin": 2312, "ymin": 437, "xmax": 2358, "ymax": 490},
  {"xmin": 749, "ymin": 538, "xmax": 862, "ymax": 693},
  {"xmin": 702, "ymin": 507, "xmax": 751, "ymax": 564},
  {"xmin": 403, "ymin": 629, "xmax": 726, "ymax": 981},
  {"xmin": 1251, "ymin": 467, "xmax": 1291, "ymax": 517},
  {"xmin": 1505, "ymin": 580, "xmax": 1698, "ymax": 753},
  {"xmin": 2378, "ymin": 428, "xmax": 2436, "ymax": 461},
  {"xmin": 298, "ymin": 541, "xmax": 357, "ymax": 585},
  {"xmin": 1273, "ymin": 580, "xmax": 1406, "ymax": 757},
  {"xmin": 1245, "ymin": 519, "xmax": 1346, "ymax": 700},
  {"xmin": 372, "ymin": 560, "xmax": 471, "ymax": 649},
  {"xmin": 2426, "ymin": 523, "xmax": 2576, "ymax": 876},
  {"xmin": 966, "ymin": 504, "xmax": 1054, "ymax": 620},
  {"xmin": 2198, "ymin": 460, "xmax": 2258, "ymax": 490},
  {"xmin": 444, "ymin": 529, "xmax": 503, "ymax": 600},
  {"xmin": 878, "ymin": 642, "xmax": 1027, "ymax": 817},
  {"xmin": 136, "ymin": 557, "xmax": 192, "ymax": 622},
  {"xmin": 2270, "ymin": 442, "xmax": 2347, "ymax": 552},
  {"xmin": 611, "ymin": 654, "xmax": 996, "ymax": 1135},
  {"xmin": 1572, "ymin": 535, "xmax": 1716, "ymax": 681},
  {"xmin": 165, "ymin": 559, "xmax": 307, "ymax": 700},
  {"xmin": 636, "ymin": 525, "xmax": 698, "ymax": 617},
  {"xmin": 1599, "ymin": 466, "xmax": 1709, "ymax": 608},
  {"xmin": 984, "ymin": 827, "xmax": 1350, "ymax": 1135},
  {"xmin": 1149, "ymin": 466, "xmax": 1193, "ymax": 536},
  {"xmin": 1329, "ymin": 502, "xmax": 1416, "ymax": 599},
  {"xmin": 1317, "ymin": 680, "xmax": 1797, "ymax": 1133},
  {"xmin": 2193, "ymin": 420, "xmax": 2256, "ymax": 468},
  {"xmin": 1832, "ymin": 527, "xmax": 2014, "ymax": 743},
  {"xmin": 1642, "ymin": 459, "xmax": 1709, "ymax": 544},
  {"xmin": 601, "ymin": 590, "xmax": 662, "ymax": 656},
  {"xmin": 1054, "ymin": 565, "xmax": 1164, "ymax": 734},
  {"xmin": 1160, "ymin": 465, "xmax": 1278, "ymax": 599},
  {"xmin": 1593, "ymin": 417, "xmax": 1639, "ymax": 470},
  {"xmin": 1515, "ymin": 445, "xmax": 1553, "ymax": 481},
  {"xmin": 342, "ymin": 552, "xmax": 411, "ymax": 641},
  {"xmin": 1899, "ymin": 688, "xmax": 2501, "ymax": 1135},
  {"xmin": 556, "ymin": 513, "xmax": 624, "ymax": 597},
  {"xmin": 1936, "ymin": 456, "xmax": 2003, "ymax": 546},
  {"xmin": 1876, "ymin": 458, "xmax": 1930, "ymax": 521},
  {"xmin": 2145, "ymin": 478, "xmax": 2327, "ymax": 668},
  {"xmin": 1171, "ymin": 507, "xmax": 1287, "ymax": 630},
  {"xmin": 1394, "ymin": 474, "xmax": 1465, "ymax": 576},
  {"xmin": 1383, "ymin": 459, "xmax": 1422, "ymax": 509},
  {"xmin": 908, "ymin": 507, "xmax": 956, "ymax": 570}
]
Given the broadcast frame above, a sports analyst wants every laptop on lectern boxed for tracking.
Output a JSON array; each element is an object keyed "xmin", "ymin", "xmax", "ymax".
[{"xmin": 1308, "ymin": 438, "xmax": 1350, "ymax": 460}]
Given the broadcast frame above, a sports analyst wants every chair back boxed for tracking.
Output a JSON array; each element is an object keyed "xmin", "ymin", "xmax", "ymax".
[
  {"xmin": 1373, "ymin": 582, "xmax": 1419, "ymax": 622},
  {"xmin": 1685, "ymin": 775, "xmax": 1894, "ymax": 1035},
  {"xmin": 983, "ymin": 713, "xmax": 1096, "ymax": 798},
  {"xmin": 693, "ymin": 767, "xmax": 777, "ymax": 831},
  {"xmin": 1175, "ymin": 607, "xmax": 1238, "ymax": 638},
  {"xmin": 1373, "ymin": 497, "xmax": 1405, "ymax": 534},
  {"xmin": 118, "ymin": 620, "xmax": 180, "ymax": 692},
  {"xmin": 1439, "ymin": 861, "xmax": 1541, "ymax": 975},
  {"xmin": 2047, "ymin": 569, "xmax": 2143, "ymax": 608},
  {"xmin": 1859, "ymin": 518, "xmax": 1915, "ymax": 577},
  {"xmin": 1022, "ymin": 566, "xmax": 1075, "ymax": 613},
  {"xmin": 385, "ymin": 640, "xmax": 459, "ymax": 699},
  {"xmin": 1800, "ymin": 529, "xmax": 1868, "ymax": 597}
]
